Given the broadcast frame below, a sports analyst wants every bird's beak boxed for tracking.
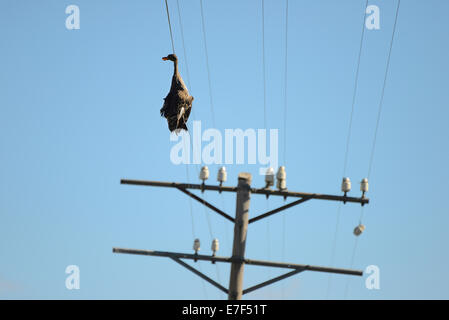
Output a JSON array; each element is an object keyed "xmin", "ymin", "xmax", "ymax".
[{"xmin": 162, "ymin": 57, "xmax": 169, "ymax": 61}]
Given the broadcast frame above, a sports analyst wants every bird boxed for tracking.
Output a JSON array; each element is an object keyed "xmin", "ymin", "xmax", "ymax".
[{"xmin": 160, "ymin": 53, "xmax": 194, "ymax": 133}]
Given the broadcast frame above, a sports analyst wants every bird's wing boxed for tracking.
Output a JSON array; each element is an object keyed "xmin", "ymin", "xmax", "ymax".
[
  {"xmin": 161, "ymin": 90, "xmax": 180, "ymax": 116},
  {"xmin": 184, "ymin": 102, "xmax": 192, "ymax": 121}
]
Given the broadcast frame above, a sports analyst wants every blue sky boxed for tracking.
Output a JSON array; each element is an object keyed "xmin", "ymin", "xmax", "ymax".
[{"xmin": 1, "ymin": 0, "xmax": 448, "ymax": 299}]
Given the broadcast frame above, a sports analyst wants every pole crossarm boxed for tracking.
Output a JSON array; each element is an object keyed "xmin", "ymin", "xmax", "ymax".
[
  {"xmin": 249, "ymin": 188, "xmax": 368, "ymax": 204},
  {"xmin": 243, "ymin": 258, "xmax": 363, "ymax": 276},
  {"xmin": 121, "ymin": 179, "xmax": 237, "ymax": 193},
  {"xmin": 113, "ymin": 247, "xmax": 232, "ymax": 264},
  {"xmin": 112, "ymin": 247, "xmax": 363, "ymax": 277},
  {"xmin": 176, "ymin": 187, "xmax": 235, "ymax": 223},
  {"xmin": 120, "ymin": 178, "xmax": 369, "ymax": 205},
  {"xmin": 249, "ymin": 196, "xmax": 313, "ymax": 224}
]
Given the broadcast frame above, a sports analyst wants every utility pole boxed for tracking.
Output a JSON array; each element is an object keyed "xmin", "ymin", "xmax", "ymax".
[
  {"xmin": 113, "ymin": 172, "xmax": 369, "ymax": 300},
  {"xmin": 228, "ymin": 173, "xmax": 251, "ymax": 300}
]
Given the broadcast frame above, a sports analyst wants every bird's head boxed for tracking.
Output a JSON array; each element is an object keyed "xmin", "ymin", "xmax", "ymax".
[{"xmin": 162, "ymin": 54, "xmax": 178, "ymax": 62}]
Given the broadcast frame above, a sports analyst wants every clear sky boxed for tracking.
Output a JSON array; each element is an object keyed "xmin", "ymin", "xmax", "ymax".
[{"xmin": 1, "ymin": 0, "xmax": 448, "ymax": 299}]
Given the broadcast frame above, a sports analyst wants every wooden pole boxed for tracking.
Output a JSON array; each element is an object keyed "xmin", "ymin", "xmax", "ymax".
[{"xmin": 228, "ymin": 172, "xmax": 252, "ymax": 300}]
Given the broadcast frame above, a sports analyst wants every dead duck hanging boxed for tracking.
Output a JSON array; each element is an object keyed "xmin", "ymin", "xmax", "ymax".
[{"xmin": 160, "ymin": 53, "xmax": 194, "ymax": 133}]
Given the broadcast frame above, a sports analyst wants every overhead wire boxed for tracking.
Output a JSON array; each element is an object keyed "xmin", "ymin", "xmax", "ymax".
[
  {"xmin": 165, "ymin": 0, "xmax": 210, "ymax": 299},
  {"xmin": 265, "ymin": 199, "xmax": 272, "ymax": 299},
  {"xmin": 197, "ymin": 0, "xmax": 229, "ymax": 266},
  {"xmin": 260, "ymin": 0, "xmax": 273, "ymax": 298},
  {"xmin": 326, "ymin": 0, "xmax": 369, "ymax": 299},
  {"xmin": 283, "ymin": 0, "xmax": 289, "ymax": 167},
  {"xmin": 164, "ymin": 0, "xmax": 175, "ymax": 54},
  {"xmin": 262, "ymin": 0, "xmax": 267, "ymax": 129},
  {"xmin": 281, "ymin": 0, "xmax": 289, "ymax": 300},
  {"xmin": 198, "ymin": 0, "xmax": 225, "ymax": 298},
  {"xmin": 344, "ymin": 0, "xmax": 401, "ymax": 298},
  {"xmin": 342, "ymin": 0, "xmax": 369, "ymax": 179},
  {"xmin": 199, "ymin": 0, "xmax": 216, "ymax": 128},
  {"xmin": 176, "ymin": 0, "xmax": 192, "ymax": 95}
]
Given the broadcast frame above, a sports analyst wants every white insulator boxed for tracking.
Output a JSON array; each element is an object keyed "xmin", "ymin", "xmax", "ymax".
[
  {"xmin": 211, "ymin": 238, "xmax": 219, "ymax": 253},
  {"xmin": 276, "ymin": 166, "xmax": 287, "ymax": 190},
  {"xmin": 277, "ymin": 178, "xmax": 286, "ymax": 191},
  {"xmin": 360, "ymin": 178, "xmax": 369, "ymax": 193},
  {"xmin": 199, "ymin": 166, "xmax": 209, "ymax": 181},
  {"xmin": 265, "ymin": 167, "xmax": 275, "ymax": 187},
  {"xmin": 353, "ymin": 224, "xmax": 365, "ymax": 236},
  {"xmin": 193, "ymin": 238, "xmax": 201, "ymax": 252},
  {"xmin": 217, "ymin": 167, "xmax": 227, "ymax": 183},
  {"xmin": 276, "ymin": 166, "xmax": 286, "ymax": 180},
  {"xmin": 341, "ymin": 177, "xmax": 351, "ymax": 193}
]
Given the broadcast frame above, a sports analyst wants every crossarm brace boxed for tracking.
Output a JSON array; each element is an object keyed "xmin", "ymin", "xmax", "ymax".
[
  {"xmin": 170, "ymin": 257, "xmax": 228, "ymax": 294},
  {"xmin": 242, "ymin": 269, "xmax": 305, "ymax": 295},
  {"xmin": 249, "ymin": 197, "xmax": 312, "ymax": 224},
  {"xmin": 176, "ymin": 187, "xmax": 235, "ymax": 223}
]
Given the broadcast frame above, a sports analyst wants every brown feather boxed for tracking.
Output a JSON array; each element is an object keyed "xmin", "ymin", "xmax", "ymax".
[{"xmin": 160, "ymin": 54, "xmax": 194, "ymax": 133}]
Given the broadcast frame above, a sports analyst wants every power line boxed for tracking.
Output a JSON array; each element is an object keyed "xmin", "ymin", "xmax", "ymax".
[
  {"xmin": 182, "ymin": 146, "xmax": 209, "ymax": 299},
  {"xmin": 260, "ymin": 1, "xmax": 273, "ymax": 299},
  {"xmin": 360, "ymin": 0, "xmax": 401, "ymax": 233},
  {"xmin": 197, "ymin": 2, "xmax": 226, "ymax": 297},
  {"xmin": 281, "ymin": 0, "xmax": 289, "ymax": 300},
  {"xmin": 199, "ymin": 0, "xmax": 216, "ymax": 128},
  {"xmin": 166, "ymin": 0, "xmax": 211, "ymax": 299},
  {"xmin": 261, "ymin": 0, "xmax": 267, "ymax": 129},
  {"xmin": 326, "ymin": 203, "xmax": 342, "ymax": 298},
  {"xmin": 202, "ymin": 190, "xmax": 224, "ymax": 299},
  {"xmin": 344, "ymin": 236, "xmax": 359, "ymax": 297},
  {"xmin": 164, "ymin": 0, "xmax": 175, "ymax": 54},
  {"xmin": 342, "ymin": 0, "xmax": 369, "ymax": 178},
  {"xmin": 176, "ymin": 0, "xmax": 191, "ymax": 91},
  {"xmin": 265, "ymin": 199, "xmax": 272, "ymax": 299},
  {"xmin": 283, "ymin": 0, "xmax": 289, "ymax": 166},
  {"xmin": 345, "ymin": 0, "xmax": 401, "ymax": 299},
  {"xmin": 175, "ymin": 0, "xmax": 199, "ymax": 173},
  {"xmin": 183, "ymin": 139, "xmax": 196, "ymax": 239},
  {"xmin": 366, "ymin": 0, "xmax": 401, "ymax": 182},
  {"xmin": 326, "ymin": 0, "xmax": 369, "ymax": 299},
  {"xmin": 164, "ymin": 0, "xmax": 197, "ymax": 244}
]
